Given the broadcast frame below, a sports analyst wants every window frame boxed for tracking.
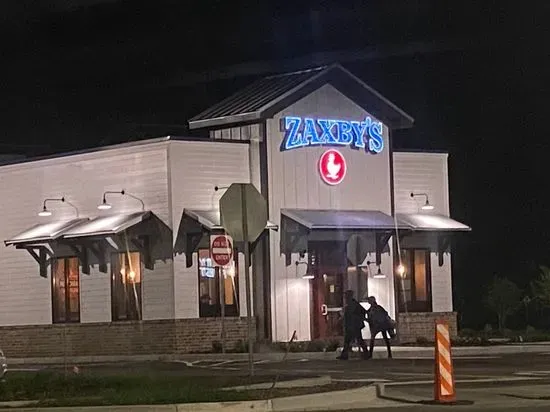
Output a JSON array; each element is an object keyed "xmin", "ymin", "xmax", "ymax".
[
  {"xmin": 51, "ymin": 256, "xmax": 81, "ymax": 324},
  {"xmin": 197, "ymin": 248, "xmax": 240, "ymax": 318},
  {"xmin": 396, "ymin": 248, "xmax": 433, "ymax": 313},
  {"xmin": 111, "ymin": 251, "xmax": 143, "ymax": 322}
]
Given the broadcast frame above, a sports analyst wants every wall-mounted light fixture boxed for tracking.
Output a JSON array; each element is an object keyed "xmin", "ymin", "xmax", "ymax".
[
  {"xmin": 295, "ymin": 261, "xmax": 314, "ymax": 279},
  {"xmin": 38, "ymin": 197, "xmax": 80, "ymax": 217},
  {"xmin": 362, "ymin": 260, "xmax": 387, "ymax": 279},
  {"xmin": 410, "ymin": 192, "xmax": 434, "ymax": 210},
  {"xmin": 98, "ymin": 190, "xmax": 145, "ymax": 211}
]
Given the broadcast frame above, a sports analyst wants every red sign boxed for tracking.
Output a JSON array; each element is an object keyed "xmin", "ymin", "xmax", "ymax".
[
  {"xmin": 210, "ymin": 235, "xmax": 233, "ymax": 267},
  {"xmin": 318, "ymin": 149, "xmax": 347, "ymax": 185}
]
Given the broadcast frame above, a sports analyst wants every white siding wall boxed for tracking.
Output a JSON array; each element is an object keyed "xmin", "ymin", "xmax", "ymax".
[
  {"xmin": 168, "ymin": 141, "xmax": 252, "ymax": 319},
  {"xmin": 392, "ymin": 151, "xmax": 453, "ymax": 312},
  {"xmin": 266, "ymin": 84, "xmax": 395, "ymax": 342},
  {"xmin": 0, "ymin": 141, "xmax": 173, "ymax": 326}
]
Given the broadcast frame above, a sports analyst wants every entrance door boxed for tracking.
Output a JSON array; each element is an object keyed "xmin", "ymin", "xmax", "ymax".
[
  {"xmin": 309, "ymin": 241, "xmax": 348, "ymax": 339},
  {"xmin": 312, "ymin": 269, "xmax": 345, "ymax": 338}
]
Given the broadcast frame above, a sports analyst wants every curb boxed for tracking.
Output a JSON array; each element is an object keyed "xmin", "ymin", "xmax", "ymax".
[
  {"xmin": 224, "ymin": 375, "xmax": 332, "ymax": 391},
  {"xmin": 6, "ymin": 343, "xmax": 550, "ymax": 365},
  {"xmin": 2, "ymin": 385, "xmax": 381, "ymax": 412}
]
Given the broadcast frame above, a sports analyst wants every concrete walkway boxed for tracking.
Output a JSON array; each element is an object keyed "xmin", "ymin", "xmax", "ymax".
[{"xmin": 7, "ymin": 342, "xmax": 550, "ymax": 365}]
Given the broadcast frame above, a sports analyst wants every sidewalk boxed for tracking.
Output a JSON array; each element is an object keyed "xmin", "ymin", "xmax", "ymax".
[
  {"xmin": 7, "ymin": 342, "xmax": 550, "ymax": 365},
  {"xmin": 378, "ymin": 382, "xmax": 550, "ymax": 407}
]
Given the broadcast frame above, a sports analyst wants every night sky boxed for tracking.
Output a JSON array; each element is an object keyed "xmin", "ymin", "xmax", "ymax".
[{"xmin": 1, "ymin": 0, "xmax": 549, "ymax": 327}]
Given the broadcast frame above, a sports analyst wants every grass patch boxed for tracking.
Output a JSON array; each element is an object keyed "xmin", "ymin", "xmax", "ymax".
[
  {"xmin": 0, "ymin": 371, "xmax": 253, "ymax": 406},
  {"xmin": 0, "ymin": 371, "xmax": 370, "ymax": 407}
]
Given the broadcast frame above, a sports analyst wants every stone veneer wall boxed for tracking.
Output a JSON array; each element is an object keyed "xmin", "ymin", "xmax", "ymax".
[
  {"xmin": 397, "ymin": 312, "xmax": 458, "ymax": 344},
  {"xmin": 0, "ymin": 318, "xmax": 253, "ymax": 358}
]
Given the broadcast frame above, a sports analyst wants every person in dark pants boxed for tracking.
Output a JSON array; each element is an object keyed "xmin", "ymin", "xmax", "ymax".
[
  {"xmin": 366, "ymin": 296, "xmax": 394, "ymax": 359},
  {"xmin": 337, "ymin": 290, "xmax": 370, "ymax": 360}
]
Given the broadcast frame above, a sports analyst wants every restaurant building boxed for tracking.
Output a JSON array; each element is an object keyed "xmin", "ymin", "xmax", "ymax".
[{"xmin": 0, "ymin": 64, "xmax": 470, "ymax": 358}]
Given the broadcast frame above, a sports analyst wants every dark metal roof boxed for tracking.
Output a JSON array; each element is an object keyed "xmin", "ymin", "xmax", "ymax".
[{"xmin": 188, "ymin": 63, "xmax": 414, "ymax": 130}]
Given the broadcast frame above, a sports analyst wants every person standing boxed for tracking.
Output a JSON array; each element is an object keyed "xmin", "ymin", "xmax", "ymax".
[
  {"xmin": 366, "ymin": 296, "xmax": 394, "ymax": 359},
  {"xmin": 337, "ymin": 290, "xmax": 370, "ymax": 360}
]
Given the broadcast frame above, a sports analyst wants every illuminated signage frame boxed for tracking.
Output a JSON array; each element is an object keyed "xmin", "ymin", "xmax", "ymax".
[{"xmin": 280, "ymin": 116, "xmax": 384, "ymax": 153}]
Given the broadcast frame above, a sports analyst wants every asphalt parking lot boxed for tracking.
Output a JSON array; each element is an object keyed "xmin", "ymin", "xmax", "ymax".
[
  {"xmin": 167, "ymin": 353, "xmax": 550, "ymax": 384},
  {"xmin": 18, "ymin": 352, "xmax": 550, "ymax": 385}
]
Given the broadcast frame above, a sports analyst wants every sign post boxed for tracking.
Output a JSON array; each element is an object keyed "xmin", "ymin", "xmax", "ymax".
[
  {"xmin": 210, "ymin": 235, "xmax": 233, "ymax": 354},
  {"xmin": 220, "ymin": 183, "xmax": 268, "ymax": 377}
]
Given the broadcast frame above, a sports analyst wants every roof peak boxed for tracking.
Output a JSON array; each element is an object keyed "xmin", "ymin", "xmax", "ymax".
[
  {"xmin": 265, "ymin": 65, "xmax": 327, "ymax": 79},
  {"xmin": 188, "ymin": 62, "xmax": 413, "ymax": 131}
]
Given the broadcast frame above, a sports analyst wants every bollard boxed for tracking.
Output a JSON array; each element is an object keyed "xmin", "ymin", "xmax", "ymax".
[{"xmin": 434, "ymin": 320, "xmax": 456, "ymax": 403}]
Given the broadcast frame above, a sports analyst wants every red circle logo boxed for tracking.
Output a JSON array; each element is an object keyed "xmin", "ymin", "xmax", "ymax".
[{"xmin": 319, "ymin": 149, "xmax": 347, "ymax": 185}]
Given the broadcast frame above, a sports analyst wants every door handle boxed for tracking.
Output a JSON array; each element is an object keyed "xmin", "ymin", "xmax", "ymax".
[{"xmin": 321, "ymin": 304, "xmax": 328, "ymax": 316}]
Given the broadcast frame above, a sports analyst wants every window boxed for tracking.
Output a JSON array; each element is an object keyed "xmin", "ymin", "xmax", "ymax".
[
  {"xmin": 52, "ymin": 257, "xmax": 80, "ymax": 323},
  {"xmin": 396, "ymin": 249, "xmax": 432, "ymax": 312},
  {"xmin": 198, "ymin": 249, "xmax": 239, "ymax": 317},
  {"xmin": 111, "ymin": 252, "xmax": 142, "ymax": 321}
]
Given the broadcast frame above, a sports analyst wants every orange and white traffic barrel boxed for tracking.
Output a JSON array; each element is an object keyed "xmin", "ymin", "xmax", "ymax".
[{"xmin": 434, "ymin": 319, "xmax": 456, "ymax": 403}]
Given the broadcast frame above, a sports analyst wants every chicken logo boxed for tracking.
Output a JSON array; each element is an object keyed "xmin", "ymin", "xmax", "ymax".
[{"xmin": 319, "ymin": 149, "xmax": 347, "ymax": 185}]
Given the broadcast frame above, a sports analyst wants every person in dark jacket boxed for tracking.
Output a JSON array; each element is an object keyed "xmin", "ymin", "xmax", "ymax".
[
  {"xmin": 337, "ymin": 290, "xmax": 370, "ymax": 360},
  {"xmin": 366, "ymin": 296, "xmax": 393, "ymax": 359}
]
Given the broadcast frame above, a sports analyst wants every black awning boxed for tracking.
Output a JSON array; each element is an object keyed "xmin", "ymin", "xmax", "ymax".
[
  {"xmin": 396, "ymin": 213, "xmax": 471, "ymax": 266},
  {"xmin": 174, "ymin": 208, "xmax": 278, "ymax": 268},
  {"xmin": 280, "ymin": 209, "xmax": 411, "ymax": 266},
  {"xmin": 4, "ymin": 218, "xmax": 90, "ymax": 278},
  {"xmin": 59, "ymin": 211, "xmax": 172, "ymax": 274},
  {"xmin": 395, "ymin": 213, "xmax": 471, "ymax": 232}
]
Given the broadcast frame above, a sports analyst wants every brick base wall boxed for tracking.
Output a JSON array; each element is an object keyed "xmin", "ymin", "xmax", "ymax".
[
  {"xmin": 0, "ymin": 318, "xmax": 254, "ymax": 358},
  {"xmin": 397, "ymin": 312, "xmax": 458, "ymax": 344}
]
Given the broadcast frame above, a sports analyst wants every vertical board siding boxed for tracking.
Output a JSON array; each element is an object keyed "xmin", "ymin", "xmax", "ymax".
[
  {"xmin": 168, "ymin": 141, "xmax": 251, "ymax": 319},
  {"xmin": 393, "ymin": 152, "xmax": 453, "ymax": 312},
  {"xmin": 0, "ymin": 142, "xmax": 173, "ymax": 326},
  {"xmin": 266, "ymin": 84, "xmax": 395, "ymax": 341}
]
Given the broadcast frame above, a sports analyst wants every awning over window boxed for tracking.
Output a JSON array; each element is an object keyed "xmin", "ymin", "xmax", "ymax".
[
  {"xmin": 4, "ymin": 218, "xmax": 89, "ymax": 278},
  {"xmin": 61, "ymin": 211, "xmax": 151, "ymax": 239},
  {"xmin": 174, "ymin": 208, "xmax": 278, "ymax": 267},
  {"xmin": 4, "ymin": 218, "xmax": 89, "ymax": 247},
  {"xmin": 280, "ymin": 209, "xmax": 471, "ymax": 267},
  {"xmin": 395, "ymin": 213, "xmax": 471, "ymax": 232},
  {"xmin": 5, "ymin": 212, "xmax": 172, "ymax": 277},
  {"xmin": 59, "ymin": 211, "xmax": 172, "ymax": 274},
  {"xmin": 280, "ymin": 209, "xmax": 408, "ymax": 266},
  {"xmin": 184, "ymin": 209, "xmax": 278, "ymax": 231},
  {"xmin": 396, "ymin": 213, "xmax": 471, "ymax": 266},
  {"xmin": 282, "ymin": 209, "xmax": 408, "ymax": 230}
]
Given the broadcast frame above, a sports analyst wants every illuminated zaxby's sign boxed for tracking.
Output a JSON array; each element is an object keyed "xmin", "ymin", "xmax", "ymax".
[{"xmin": 280, "ymin": 116, "xmax": 384, "ymax": 153}]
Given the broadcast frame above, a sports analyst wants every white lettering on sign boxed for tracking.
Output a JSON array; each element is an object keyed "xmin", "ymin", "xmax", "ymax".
[{"xmin": 210, "ymin": 235, "xmax": 234, "ymax": 267}]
